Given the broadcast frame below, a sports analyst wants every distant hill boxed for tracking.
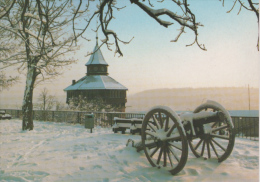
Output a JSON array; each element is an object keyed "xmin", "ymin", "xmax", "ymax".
[{"xmin": 125, "ymin": 87, "xmax": 259, "ymax": 112}]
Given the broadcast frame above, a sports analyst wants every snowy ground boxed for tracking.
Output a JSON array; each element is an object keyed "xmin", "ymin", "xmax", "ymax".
[{"xmin": 0, "ymin": 120, "xmax": 259, "ymax": 182}]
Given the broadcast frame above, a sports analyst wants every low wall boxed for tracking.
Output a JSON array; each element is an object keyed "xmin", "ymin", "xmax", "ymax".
[
  {"xmin": 3, "ymin": 109, "xmax": 259, "ymax": 139},
  {"xmin": 4, "ymin": 109, "xmax": 145, "ymax": 127}
]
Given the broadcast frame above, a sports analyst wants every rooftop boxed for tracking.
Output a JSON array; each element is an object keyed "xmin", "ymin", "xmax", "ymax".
[
  {"xmin": 64, "ymin": 75, "xmax": 128, "ymax": 91},
  {"xmin": 85, "ymin": 44, "xmax": 108, "ymax": 66}
]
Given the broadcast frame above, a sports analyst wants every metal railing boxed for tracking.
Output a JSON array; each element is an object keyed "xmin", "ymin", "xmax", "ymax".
[
  {"xmin": 4, "ymin": 109, "xmax": 145, "ymax": 127},
  {"xmin": 232, "ymin": 116, "xmax": 259, "ymax": 141},
  {"xmin": 2, "ymin": 109, "xmax": 259, "ymax": 140}
]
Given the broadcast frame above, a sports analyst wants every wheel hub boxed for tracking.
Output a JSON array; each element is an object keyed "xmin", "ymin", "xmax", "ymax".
[
  {"xmin": 203, "ymin": 133, "xmax": 212, "ymax": 140},
  {"xmin": 155, "ymin": 129, "xmax": 168, "ymax": 141},
  {"xmin": 203, "ymin": 124, "xmax": 213, "ymax": 134}
]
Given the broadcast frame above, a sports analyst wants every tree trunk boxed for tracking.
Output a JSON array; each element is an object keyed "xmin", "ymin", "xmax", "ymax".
[{"xmin": 22, "ymin": 63, "xmax": 38, "ymax": 130}]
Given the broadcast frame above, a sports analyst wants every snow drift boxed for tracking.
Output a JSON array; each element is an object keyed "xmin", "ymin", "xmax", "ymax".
[{"xmin": 0, "ymin": 120, "xmax": 258, "ymax": 182}]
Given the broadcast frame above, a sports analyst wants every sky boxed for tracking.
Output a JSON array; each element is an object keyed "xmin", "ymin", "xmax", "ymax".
[{"xmin": 0, "ymin": 0, "xmax": 259, "ymax": 108}]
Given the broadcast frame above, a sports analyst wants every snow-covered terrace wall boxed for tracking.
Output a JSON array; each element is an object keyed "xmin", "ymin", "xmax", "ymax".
[
  {"xmin": 3, "ymin": 109, "xmax": 145, "ymax": 127},
  {"xmin": 2, "ymin": 109, "xmax": 259, "ymax": 139}
]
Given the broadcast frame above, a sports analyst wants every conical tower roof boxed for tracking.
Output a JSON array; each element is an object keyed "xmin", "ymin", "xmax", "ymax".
[{"xmin": 85, "ymin": 43, "xmax": 108, "ymax": 66}]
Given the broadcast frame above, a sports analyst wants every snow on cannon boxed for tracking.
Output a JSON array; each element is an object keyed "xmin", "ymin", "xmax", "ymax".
[{"xmin": 126, "ymin": 100, "xmax": 235, "ymax": 175}]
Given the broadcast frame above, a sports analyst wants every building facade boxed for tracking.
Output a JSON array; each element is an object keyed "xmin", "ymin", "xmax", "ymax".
[{"xmin": 64, "ymin": 43, "xmax": 128, "ymax": 112}]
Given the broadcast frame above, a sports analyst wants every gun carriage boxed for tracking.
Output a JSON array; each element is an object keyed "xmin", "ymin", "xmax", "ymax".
[{"xmin": 127, "ymin": 100, "xmax": 235, "ymax": 175}]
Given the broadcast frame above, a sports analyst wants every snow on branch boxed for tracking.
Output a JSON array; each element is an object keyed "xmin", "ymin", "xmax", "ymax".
[
  {"xmin": 24, "ymin": 28, "xmax": 43, "ymax": 42},
  {"xmin": 130, "ymin": 0, "xmax": 206, "ymax": 50},
  {"xmin": 95, "ymin": 0, "xmax": 207, "ymax": 55},
  {"xmin": 0, "ymin": 24, "xmax": 26, "ymax": 41},
  {"xmin": 0, "ymin": 0, "xmax": 16, "ymax": 19},
  {"xmin": 130, "ymin": 0, "xmax": 195, "ymax": 29},
  {"xmin": 98, "ymin": 0, "xmax": 135, "ymax": 56},
  {"xmin": 24, "ymin": 13, "xmax": 47, "ymax": 24},
  {"xmin": 0, "ymin": 71, "xmax": 19, "ymax": 92}
]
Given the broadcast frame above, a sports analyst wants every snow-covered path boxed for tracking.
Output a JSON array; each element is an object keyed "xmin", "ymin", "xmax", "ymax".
[{"xmin": 0, "ymin": 120, "xmax": 258, "ymax": 182}]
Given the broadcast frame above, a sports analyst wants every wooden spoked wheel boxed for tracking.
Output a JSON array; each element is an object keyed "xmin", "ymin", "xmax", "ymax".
[
  {"xmin": 188, "ymin": 101, "xmax": 235, "ymax": 162},
  {"xmin": 141, "ymin": 106, "xmax": 188, "ymax": 175}
]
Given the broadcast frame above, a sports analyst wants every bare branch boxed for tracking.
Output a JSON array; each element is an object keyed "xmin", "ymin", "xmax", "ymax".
[
  {"xmin": 72, "ymin": 0, "xmax": 82, "ymax": 43},
  {"xmin": 0, "ymin": 71, "xmax": 19, "ymax": 92},
  {"xmin": 130, "ymin": 0, "xmax": 174, "ymax": 28},
  {"xmin": 247, "ymin": 0, "xmax": 259, "ymax": 21},
  {"xmin": 227, "ymin": 0, "xmax": 238, "ymax": 13},
  {"xmin": 222, "ymin": 0, "xmax": 259, "ymax": 50},
  {"xmin": 0, "ymin": 0, "xmax": 16, "ymax": 19},
  {"xmin": 171, "ymin": 26, "xmax": 185, "ymax": 42}
]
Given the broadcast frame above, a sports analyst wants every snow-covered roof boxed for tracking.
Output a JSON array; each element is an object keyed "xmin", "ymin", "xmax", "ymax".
[
  {"xmin": 64, "ymin": 75, "xmax": 128, "ymax": 91},
  {"xmin": 228, "ymin": 110, "xmax": 259, "ymax": 117},
  {"xmin": 85, "ymin": 44, "xmax": 108, "ymax": 66}
]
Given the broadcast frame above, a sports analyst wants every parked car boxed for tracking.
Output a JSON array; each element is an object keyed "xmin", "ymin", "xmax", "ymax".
[{"xmin": 0, "ymin": 110, "xmax": 12, "ymax": 120}]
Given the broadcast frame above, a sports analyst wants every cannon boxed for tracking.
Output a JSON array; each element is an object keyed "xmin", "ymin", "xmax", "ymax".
[{"xmin": 127, "ymin": 100, "xmax": 235, "ymax": 175}]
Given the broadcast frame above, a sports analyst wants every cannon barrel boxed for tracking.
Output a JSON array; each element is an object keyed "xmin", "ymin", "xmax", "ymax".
[
  {"xmin": 180, "ymin": 111, "xmax": 225, "ymax": 125},
  {"xmin": 193, "ymin": 111, "xmax": 224, "ymax": 122}
]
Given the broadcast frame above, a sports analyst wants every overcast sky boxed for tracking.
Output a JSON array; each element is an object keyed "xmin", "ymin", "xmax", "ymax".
[{"xmin": 0, "ymin": 0, "xmax": 259, "ymax": 108}]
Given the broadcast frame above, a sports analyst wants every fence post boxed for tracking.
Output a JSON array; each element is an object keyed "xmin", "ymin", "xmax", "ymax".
[
  {"xmin": 253, "ymin": 118, "xmax": 256, "ymax": 140},
  {"xmin": 246, "ymin": 117, "xmax": 248, "ymax": 139},
  {"xmin": 239, "ymin": 118, "xmax": 244, "ymax": 138},
  {"xmin": 111, "ymin": 113, "xmax": 114, "ymax": 126},
  {"xmin": 111, "ymin": 113, "xmax": 113, "ymax": 125},
  {"xmin": 249, "ymin": 117, "xmax": 251, "ymax": 140},
  {"xmin": 52, "ymin": 111, "xmax": 54, "ymax": 122},
  {"xmin": 77, "ymin": 112, "xmax": 80, "ymax": 124},
  {"xmin": 238, "ymin": 118, "xmax": 240, "ymax": 137}
]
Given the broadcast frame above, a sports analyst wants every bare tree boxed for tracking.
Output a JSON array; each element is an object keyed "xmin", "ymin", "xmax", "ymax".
[
  {"xmin": 55, "ymin": 100, "xmax": 65, "ymax": 111},
  {"xmin": 0, "ymin": 0, "xmax": 87, "ymax": 130},
  {"xmin": 0, "ymin": 0, "xmax": 205, "ymax": 130},
  {"xmin": 77, "ymin": 0, "xmax": 207, "ymax": 57},
  {"xmin": 82, "ymin": 0, "xmax": 259, "ymax": 55},
  {"xmin": 35, "ymin": 88, "xmax": 55, "ymax": 110},
  {"xmin": 0, "ymin": 24, "xmax": 19, "ymax": 92},
  {"xmin": 0, "ymin": 0, "xmax": 258, "ymax": 130},
  {"xmin": 0, "ymin": 71, "xmax": 19, "ymax": 92}
]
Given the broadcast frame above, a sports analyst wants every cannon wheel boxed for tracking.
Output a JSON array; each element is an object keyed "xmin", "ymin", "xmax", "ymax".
[
  {"xmin": 141, "ymin": 106, "xmax": 188, "ymax": 175},
  {"xmin": 188, "ymin": 101, "xmax": 235, "ymax": 162}
]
